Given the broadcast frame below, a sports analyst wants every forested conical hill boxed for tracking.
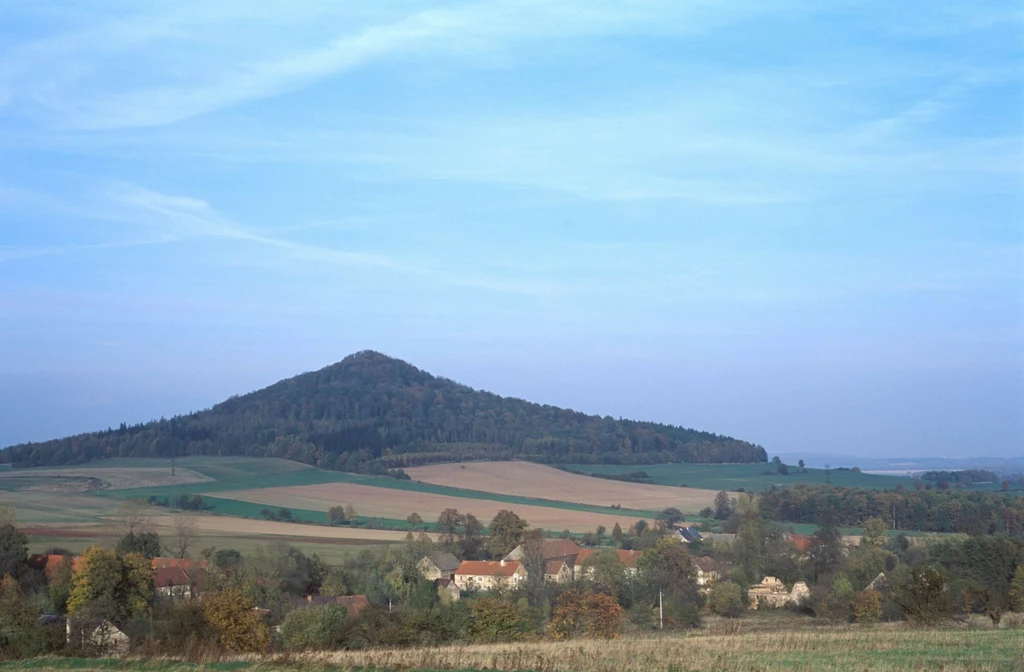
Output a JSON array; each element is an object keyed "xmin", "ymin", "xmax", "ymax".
[{"xmin": 1, "ymin": 351, "xmax": 767, "ymax": 471}]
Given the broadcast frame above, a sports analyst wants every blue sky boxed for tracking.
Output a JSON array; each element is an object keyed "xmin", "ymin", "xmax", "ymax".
[{"xmin": 1, "ymin": 1, "xmax": 1021, "ymax": 459}]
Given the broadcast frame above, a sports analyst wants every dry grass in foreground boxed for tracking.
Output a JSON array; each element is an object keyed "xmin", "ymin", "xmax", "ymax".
[
  {"xmin": 3, "ymin": 627, "xmax": 1021, "ymax": 672},
  {"xmin": 283, "ymin": 627, "xmax": 1023, "ymax": 672}
]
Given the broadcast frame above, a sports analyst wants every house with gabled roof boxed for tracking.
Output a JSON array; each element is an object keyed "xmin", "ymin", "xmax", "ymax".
[
  {"xmin": 435, "ymin": 578, "xmax": 461, "ymax": 602},
  {"xmin": 454, "ymin": 560, "xmax": 527, "ymax": 591},
  {"xmin": 151, "ymin": 558, "xmax": 207, "ymax": 599},
  {"xmin": 417, "ymin": 552, "xmax": 461, "ymax": 581},
  {"xmin": 694, "ymin": 556, "xmax": 718, "ymax": 586},
  {"xmin": 574, "ymin": 549, "xmax": 642, "ymax": 580},
  {"xmin": 504, "ymin": 539, "xmax": 581, "ymax": 566},
  {"xmin": 675, "ymin": 526, "xmax": 703, "ymax": 543},
  {"xmin": 544, "ymin": 560, "xmax": 572, "ymax": 583}
]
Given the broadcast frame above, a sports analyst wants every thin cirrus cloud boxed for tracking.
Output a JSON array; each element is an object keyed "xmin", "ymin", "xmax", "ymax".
[
  {"xmin": 0, "ymin": 0, "xmax": 790, "ymax": 130},
  {"xmin": 0, "ymin": 183, "xmax": 572, "ymax": 297}
]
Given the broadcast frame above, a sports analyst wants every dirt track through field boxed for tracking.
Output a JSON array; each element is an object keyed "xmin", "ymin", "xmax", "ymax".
[
  {"xmin": 220, "ymin": 482, "xmax": 654, "ymax": 532},
  {"xmin": 406, "ymin": 461, "xmax": 718, "ymax": 512},
  {"xmin": 0, "ymin": 467, "xmax": 211, "ymax": 490}
]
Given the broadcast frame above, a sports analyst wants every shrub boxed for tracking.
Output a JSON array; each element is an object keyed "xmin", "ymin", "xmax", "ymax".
[
  {"xmin": 280, "ymin": 603, "xmax": 347, "ymax": 650},
  {"xmin": 891, "ymin": 565, "xmax": 949, "ymax": 625},
  {"xmin": 710, "ymin": 582, "xmax": 745, "ymax": 618},
  {"xmin": 469, "ymin": 598, "xmax": 530, "ymax": 642},
  {"xmin": 150, "ymin": 601, "xmax": 216, "ymax": 658},
  {"xmin": 548, "ymin": 589, "xmax": 624, "ymax": 639},
  {"xmin": 0, "ymin": 575, "xmax": 52, "ymax": 659},
  {"xmin": 852, "ymin": 589, "xmax": 882, "ymax": 623},
  {"xmin": 202, "ymin": 588, "xmax": 270, "ymax": 653}
]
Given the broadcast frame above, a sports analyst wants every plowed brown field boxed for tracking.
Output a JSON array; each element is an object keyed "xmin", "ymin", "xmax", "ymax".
[
  {"xmin": 406, "ymin": 461, "xmax": 717, "ymax": 512},
  {"xmin": 221, "ymin": 482, "xmax": 653, "ymax": 532}
]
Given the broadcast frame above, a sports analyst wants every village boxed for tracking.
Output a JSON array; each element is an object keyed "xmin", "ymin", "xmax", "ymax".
[{"xmin": 18, "ymin": 514, "xmax": 871, "ymax": 655}]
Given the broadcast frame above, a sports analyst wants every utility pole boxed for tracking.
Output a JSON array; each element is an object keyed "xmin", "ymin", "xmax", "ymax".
[{"xmin": 659, "ymin": 590, "xmax": 663, "ymax": 630}]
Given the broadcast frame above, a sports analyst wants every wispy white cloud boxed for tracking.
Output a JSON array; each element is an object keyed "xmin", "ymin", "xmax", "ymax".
[
  {"xmin": 0, "ymin": 182, "xmax": 575, "ymax": 296},
  {"xmin": 0, "ymin": 0, "xmax": 795, "ymax": 129}
]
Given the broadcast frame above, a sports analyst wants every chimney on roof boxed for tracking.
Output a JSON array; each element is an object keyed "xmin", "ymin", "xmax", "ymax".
[{"xmin": 500, "ymin": 559, "xmax": 506, "ymax": 567}]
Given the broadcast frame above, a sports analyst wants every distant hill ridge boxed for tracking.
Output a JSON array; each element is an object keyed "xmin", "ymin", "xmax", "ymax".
[{"xmin": 1, "ymin": 350, "xmax": 767, "ymax": 472}]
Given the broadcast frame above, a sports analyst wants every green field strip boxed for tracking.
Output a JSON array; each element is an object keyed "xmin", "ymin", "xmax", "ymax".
[{"xmin": 561, "ymin": 462, "xmax": 917, "ymax": 492}]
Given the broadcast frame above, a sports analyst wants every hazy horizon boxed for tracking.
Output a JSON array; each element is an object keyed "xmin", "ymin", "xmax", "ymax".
[{"xmin": 1, "ymin": 2, "xmax": 1021, "ymax": 459}]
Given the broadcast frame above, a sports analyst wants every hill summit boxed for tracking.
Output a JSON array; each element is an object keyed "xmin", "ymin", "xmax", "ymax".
[{"xmin": 1, "ymin": 351, "xmax": 767, "ymax": 471}]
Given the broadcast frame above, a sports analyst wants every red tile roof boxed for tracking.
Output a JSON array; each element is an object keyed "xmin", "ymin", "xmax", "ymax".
[
  {"xmin": 455, "ymin": 560, "xmax": 524, "ymax": 577},
  {"xmin": 544, "ymin": 560, "xmax": 568, "ymax": 575},
  {"xmin": 152, "ymin": 557, "xmax": 208, "ymax": 570},
  {"xmin": 540, "ymin": 539, "xmax": 582, "ymax": 560},
  {"xmin": 151, "ymin": 558, "xmax": 207, "ymax": 588},
  {"xmin": 336, "ymin": 595, "xmax": 370, "ymax": 617},
  {"xmin": 575, "ymin": 549, "xmax": 642, "ymax": 568}
]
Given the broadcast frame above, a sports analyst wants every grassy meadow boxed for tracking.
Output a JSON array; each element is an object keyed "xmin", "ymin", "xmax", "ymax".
[
  {"xmin": 562, "ymin": 462, "xmax": 917, "ymax": 492},
  {"xmin": 3, "ymin": 626, "xmax": 1021, "ymax": 671}
]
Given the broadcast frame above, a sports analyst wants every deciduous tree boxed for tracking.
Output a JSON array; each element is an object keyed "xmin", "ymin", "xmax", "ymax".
[
  {"xmin": 202, "ymin": 588, "xmax": 270, "ymax": 652},
  {"xmin": 709, "ymin": 581, "xmax": 744, "ymax": 618},
  {"xmin": 0, "ymin": 525, "xmax": 29, "ymax": 583},
  {"xmin": 0, "ymin": 574, "xmax": 49, "ymax": 658},
  {"xmin": 67, "ymin": 547, "xmax": 153, "ymax": 625},
  {"xmin": 437, "ymin": 508, "xmax": 462, "ymax": 546},
  {"xmin": 469, "ymin": 598, "xmax": 529, "ymax": 642},
  {"xmin": 861, "ymin": 517, "xmax": 887, "ymax": 548},
  {"xmin": 548, "ymin": 588, "xmax": 624, "ymax": 639},
  {"xmin": 486, "ymin": 510, "xmax": 528, "ymax": 558}
]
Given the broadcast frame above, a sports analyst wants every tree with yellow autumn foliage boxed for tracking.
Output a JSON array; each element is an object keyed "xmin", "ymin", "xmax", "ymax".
[
  {"xmin": 66, "ymin": 546, "xmax": 153, "ymax": 625},
  {"xmin": 201, "ymin": 588, "xmax": 270, "ymax": 653}
]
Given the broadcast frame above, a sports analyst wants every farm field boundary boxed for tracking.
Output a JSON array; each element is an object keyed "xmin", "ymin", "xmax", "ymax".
[
  {"xmin": 406, "ymin": 461, "xmax": 718, "ymax": 512},
  {"xmin": 95, "ymin": 459, "xmax": 663, "ymax": 518},
  {"xmin": 218, "ymin": 481, "xmax": 654, "ymax": 533},
  {"xmin": 561, "ymin": 462, "xmax": 918, "ymax": 492}
]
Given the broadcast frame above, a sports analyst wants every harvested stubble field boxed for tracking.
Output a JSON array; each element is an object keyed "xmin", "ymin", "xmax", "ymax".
[
  {"xmin": 0, "ymin": 467, "xmax": 211, "ymax": 491},
  {"xmin": 5, "ymin": 627, "xmax": 1022, "ymax": 671},
  {"xmin": 22, "ymin": 516, "xmax": 412, "ymax": 563},
  {"xmin": 25, "ymin": 516, "xmax": 438, "ymax": 544},
  {"xmin": 222, "ymin": 481, "xmax": 650, "ymax": 533},
  {"xmin": 406, "ymin": 461, "xmax": 718, "ymax": 512}
]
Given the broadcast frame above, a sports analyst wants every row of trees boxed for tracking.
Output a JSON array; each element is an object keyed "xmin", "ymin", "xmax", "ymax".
[
  {"xmin": 1, "ymin": 351, "xmax": 766, "ymax": 472},
  {"xmin": 757, "ymin": 484, "xmax": 1024, "ymax": 535}
]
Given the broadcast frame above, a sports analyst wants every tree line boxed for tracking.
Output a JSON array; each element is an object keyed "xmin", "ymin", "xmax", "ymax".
[{"xmin": 757, "ymin": 484, "xmax": 1024, "ymax": 535}]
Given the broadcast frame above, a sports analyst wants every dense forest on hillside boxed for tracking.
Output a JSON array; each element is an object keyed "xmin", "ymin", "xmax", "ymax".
[
  {"xmin": 758, "ymin": 484, "xmax": 1024, "ymax": 535},
  {"xmin": 0, "ymin": 351, "xmax": 766, "ymax": 471}
]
